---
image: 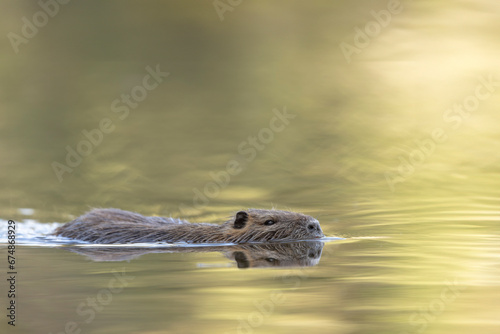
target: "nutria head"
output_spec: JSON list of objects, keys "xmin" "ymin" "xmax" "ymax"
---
[{"xmin": 221, "ymin": 209, "xmax": 324, "ymax": 243}]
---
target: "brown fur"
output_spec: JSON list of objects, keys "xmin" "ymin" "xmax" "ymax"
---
[{"xmin": 52, "ymin": 208, "xmax": 324, "ymax": 244}]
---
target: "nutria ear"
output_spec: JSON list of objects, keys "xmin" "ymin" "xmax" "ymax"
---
[
  {"xmin": 234, "ymin": 251, "xmax": 250, "ymax": 269},
  {"xmin": 234, "ymin": 211, "xmax": 248, "ymax": 229}
]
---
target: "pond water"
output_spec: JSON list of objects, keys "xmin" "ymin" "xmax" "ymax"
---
[{"xmin": 1, "ymin": 1, "xmax": 500, "ymax": 333}]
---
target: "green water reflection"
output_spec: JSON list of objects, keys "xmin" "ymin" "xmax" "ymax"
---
[{"xmin": 1, "ymin": 0, "xmax": 500, "ymax": 333}]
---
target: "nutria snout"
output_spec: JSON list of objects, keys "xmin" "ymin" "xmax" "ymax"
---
[{"xmin": 52, "ymin": 208, "xmax": 324, "ymax": 244}]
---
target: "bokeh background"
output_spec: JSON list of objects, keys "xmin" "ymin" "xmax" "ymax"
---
[{"xmin": 1, "ymin": 1, "xmax": 500, "ymax": 333}]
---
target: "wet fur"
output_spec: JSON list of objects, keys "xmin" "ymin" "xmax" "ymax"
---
[{"xmin": 52, "ymin": 208, "xmax": 324, "ymax": 244}]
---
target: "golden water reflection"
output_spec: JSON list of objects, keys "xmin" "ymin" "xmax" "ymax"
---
[{"xmin": 0, "ymin": 0, "xmax": 499, "ymax": 333}]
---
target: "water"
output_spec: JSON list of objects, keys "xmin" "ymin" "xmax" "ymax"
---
[{"xmin": 1, "ymin": 0, "xmax": 500, "ymax": 333}]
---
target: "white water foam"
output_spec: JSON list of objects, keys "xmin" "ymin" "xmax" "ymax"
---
[{"xmin": 0, "ymin": 218, "xmax": 71, "ymax": 246}]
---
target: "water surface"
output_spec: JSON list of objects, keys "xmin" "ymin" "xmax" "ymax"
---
[{"xmin": 1, "ymin": 1, "xmax": 500, "ymax": 333}]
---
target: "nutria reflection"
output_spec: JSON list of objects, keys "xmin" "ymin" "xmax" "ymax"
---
[{"xmin": 61, "ymin": 241, "xmax": 324, "ymax": 268}]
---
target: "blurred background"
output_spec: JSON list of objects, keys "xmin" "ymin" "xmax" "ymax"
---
[{"xmin": 1, "ymin": 1, "xmax": 500, "ymax": 333}]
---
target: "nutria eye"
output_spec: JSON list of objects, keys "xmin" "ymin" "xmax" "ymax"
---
[{"xmin": 264, "ymin": 220, "xmax": 275, "ymax": 226}]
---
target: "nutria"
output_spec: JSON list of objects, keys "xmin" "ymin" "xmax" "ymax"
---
[
  {"xmin": 59, "ymin": 241, "xmax": 325, "ymax": 268},
  {"xmin": 52, "ymin": 208, "xmax": 324, "ymax": 244}
]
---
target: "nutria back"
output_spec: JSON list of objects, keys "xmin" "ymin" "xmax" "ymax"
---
[{"xmin": 52, "ymin": 208, "xmax": 324, "ymax": 244}]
